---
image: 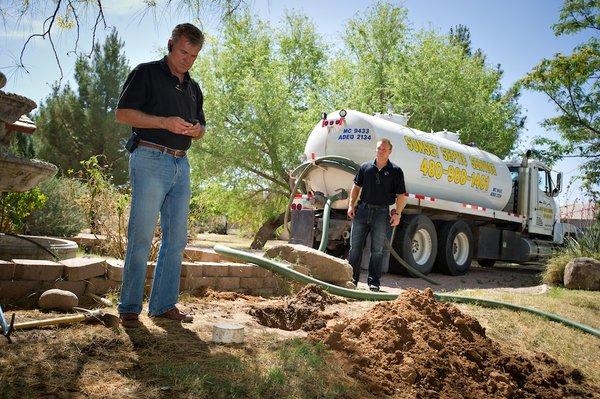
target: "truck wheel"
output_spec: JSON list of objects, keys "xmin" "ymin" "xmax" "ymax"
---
[
  {"xmin": 435, "ymin": 220, "xmax": 473, "ymax": 276},
  {"xmin": 477, "ymin": 259, "xmax": 496, "ymax": 268},
  {"xmin": 389, "ymin": 214, "xmax": 437, "ymax": 275}
]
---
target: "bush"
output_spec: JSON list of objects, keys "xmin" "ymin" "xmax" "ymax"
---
[
  {"xmin": 25, "ymin": 176, "xmax": 86, "ymax": 237},
  {"xmin": 543, "ymin": 222, "xmax": 600, "ymax": 285},
  {"xmin": 0, "ymin": 188, "xmax": 46, "ymax": 233}
]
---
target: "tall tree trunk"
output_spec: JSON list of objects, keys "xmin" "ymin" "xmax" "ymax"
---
[{"xmin": 250, "ymin": 212, "xmax": 285, "ymax": 250}]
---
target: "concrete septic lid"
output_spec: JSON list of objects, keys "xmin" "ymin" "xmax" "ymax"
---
[{"xmin": 212, "ymin": 322, "xmax": 244, "ymax": 344}]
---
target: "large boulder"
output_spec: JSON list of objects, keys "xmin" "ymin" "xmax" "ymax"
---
[
  {"xmin": 38, "ymin": 288, "xmax": 78, "ymax": 311},
  {"xmin": 264, "ymin": 244, "xmax": 353, "ymax": 284},
  {"xmin": 563, "ymin": 257, "xmax": 600, "ymax": 291}
]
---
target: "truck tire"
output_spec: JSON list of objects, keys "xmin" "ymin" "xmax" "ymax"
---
[
  {"xmin": 434, "ymin": 220, "xmax": 473, "ymax": 276},
  {"xmin": 477, "ymin": 259, "xmax": 496, "ymax": 268},
  {"xmin": 389, "ymin": 214, "xmax": 437, "ymax": 275}
]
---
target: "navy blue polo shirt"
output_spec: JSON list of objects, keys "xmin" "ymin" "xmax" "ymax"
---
[
  {"xmin": 354, "ymin": 159, "xmax": 406, "ymax": 206},
  {"xmin": 117, "ymin": 56, "xmax": 205, "ymax": 150}
]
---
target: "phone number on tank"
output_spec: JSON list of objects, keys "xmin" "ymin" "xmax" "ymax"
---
[{"xmin": 419, "ymin": 158, "xmax": 490, "ymax": 191}]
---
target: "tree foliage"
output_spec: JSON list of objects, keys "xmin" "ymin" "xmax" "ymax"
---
[
  {"xmin": 188, "ymin": 12, "xmax": 327, "ymax": 244},
  {"xmin": 33, "ymin": 29, "xmax": 131, "ymax": 184},
  {"xmin": 186, "ymin": 3, "xmax": 524, "ymax": 246},
  {"xmin": 522, "ymin": 0, "xmax": 600, "ymax": 198},
  {"xmin": 327, "ymin": 3, "xmax": 524, "ymax": 159},
  {"xmin": 0, "ymin": 0, "xmax": 247, "ymax": 80}
]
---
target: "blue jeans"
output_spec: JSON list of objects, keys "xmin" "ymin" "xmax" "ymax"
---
[
  {"xmin": 118, "ymin": 146, "xmax": 191, "ymax": 316},
  {"xmin": 348, "ymin": 203, "xmax": 390, "ymax": 287}
]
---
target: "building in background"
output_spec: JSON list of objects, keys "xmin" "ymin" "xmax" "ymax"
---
[{"xmin": 560, "ymin": 203, "xmax": 598, "ymax": 231}]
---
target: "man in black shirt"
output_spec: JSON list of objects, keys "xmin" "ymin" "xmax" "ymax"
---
[
  {"xmin": 116, "ymin": 23, "xmax": 205, "ymax": 328},
  {"xmin": 347, "ymin": 138, "xmax": 407, "ymax": 291}
]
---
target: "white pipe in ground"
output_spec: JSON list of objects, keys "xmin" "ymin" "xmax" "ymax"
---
[{"xmin": 212, "ymin": 322, "xmax": 244, "ymax": 344}]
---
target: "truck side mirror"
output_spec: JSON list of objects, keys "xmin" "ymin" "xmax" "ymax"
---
[{"xmin": 553, "ymin": 172, "xmax": 563, "ymax": 197}]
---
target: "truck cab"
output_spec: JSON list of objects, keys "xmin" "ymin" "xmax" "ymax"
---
[{"xmin": 505, "ymin": 154, "xmax": 566, "ymax": 243}]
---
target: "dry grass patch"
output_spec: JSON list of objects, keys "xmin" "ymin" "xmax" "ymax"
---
[
  {"xmin": 451, "ymin": 286, "xmax": 600, "ymax": 386},
  {"xmin": 0, "ymin": 310, "xmax": 370, "ymax": 399}
]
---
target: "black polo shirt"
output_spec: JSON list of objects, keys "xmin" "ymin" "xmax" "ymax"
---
[
  {"xmin": 354, "ymin": 159, "xmax": 406, "ymax": 206},
  {"xmin": 117, "ymin": 56, "xmax": 206, "ymax": 150}
]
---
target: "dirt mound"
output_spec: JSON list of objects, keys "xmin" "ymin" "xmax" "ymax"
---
[
  {"xmin": 310, "ymin": 288, "xmax": 598, "ymax": 398},
  {"xmin": 249, "ymin": 284, "xmax": 345, "ymax": 331}
]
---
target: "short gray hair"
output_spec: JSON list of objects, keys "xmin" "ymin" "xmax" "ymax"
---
[
  {"xmin": 172, "ymin": 23, "xmax": 205, "ymax": 49},
  {"xmin": 378, "ymin": 138, "xmax": 393, "ymax": 150}
]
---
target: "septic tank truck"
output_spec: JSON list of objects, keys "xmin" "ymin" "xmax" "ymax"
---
[{"xmin": 287, "ymin": 109, "xmax": 579, "ymax": 276}]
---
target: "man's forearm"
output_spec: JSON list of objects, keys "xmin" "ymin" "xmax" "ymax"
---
[
  {"xmin": 395, "ymin": 194, "xmax": 408, "ymax": 213},
  {"xmin": 115, "ymin": 109, "xmax": 165, "ymax": 129},
  {"xmin": 349, "ymin": 185, "xmax": 361, "ymax": 207}
]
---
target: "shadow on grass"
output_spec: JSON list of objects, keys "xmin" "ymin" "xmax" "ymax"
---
[{"xmin": 121, "ymin": 318, "xmax": 363, "ymax": 399}]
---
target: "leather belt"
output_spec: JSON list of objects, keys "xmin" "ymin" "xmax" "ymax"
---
[
  {"xmin": 361, "ymin": 203, "xmax": 389, "ymax": 209},
  {"xmin": 138, "ymin": 140, "xmax": 186, "ymax": 158}
]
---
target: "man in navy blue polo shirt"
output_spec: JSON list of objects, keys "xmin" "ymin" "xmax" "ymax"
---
[
  {"xmin": 115, "ymin": 23, "xmax": 206, "ymax": 328},
  {"xmin": 347, "ymin": 138, "xmax": 407, "ymax": 291}
]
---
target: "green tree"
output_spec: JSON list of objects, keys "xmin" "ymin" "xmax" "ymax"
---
[
  {"xmin": 189, "ymin": 12, "xmax": 327, "ymax": 248},
  {"xmin": 393, "ymin": 33, "xmax": 523, "ymax": 158},
  {"xmin": 449, "ymin": 24, "xmax": 485, "ymax": 61},
  {"xmin": 333, "ymin": 2, "xmax": 410, "ymax": 112},
  {"xmin": 522, "ymin": 0, "xmax": 600, "ymax": 198},
  {"xmin": 34, "ymin": 29, "xmax": 131, "ymax": 184},
  {"xmin": 328, "ymin": 3, "xmax": 524, "ymax": 158}
]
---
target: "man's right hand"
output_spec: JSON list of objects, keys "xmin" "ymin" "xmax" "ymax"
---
[
  {"xmin": 162, "ymin": 116, "xmax": 193, "ymax": 135},
  {"xmin": 347, "ymin": 205, "xmax": 356, "ymax": 219}
]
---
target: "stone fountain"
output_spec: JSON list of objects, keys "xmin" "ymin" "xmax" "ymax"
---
[{"xmin": 0, "ymin": 72, "xmax": 77, "ymax": 260}]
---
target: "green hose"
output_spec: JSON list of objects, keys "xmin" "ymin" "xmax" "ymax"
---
[
  {"xmin": 214, "ymin": 244, "xmax": 600, "ymax": 338},
  {"xmin": 317, "ymin": 191, "xmax": 348, "ymax": 252}
]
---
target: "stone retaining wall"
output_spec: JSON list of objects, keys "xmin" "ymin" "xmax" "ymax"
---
[{"xmin": 0, "ymin": 249, "xmax": 283, "ymax": 302}]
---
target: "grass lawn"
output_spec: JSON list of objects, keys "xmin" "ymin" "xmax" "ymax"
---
[{"xmin": 452, "ymin": 286, "xmax": 600, "ymax": 385}]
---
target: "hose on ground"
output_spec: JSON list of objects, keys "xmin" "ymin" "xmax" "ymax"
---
[{"xmin": 214, "ymin": 244, "xmax": 600, "ymax": 337}]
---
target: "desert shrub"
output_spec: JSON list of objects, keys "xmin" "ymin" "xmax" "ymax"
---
[
  {"xmin": 543, "ymin": 221, "xmax": 600, "ymax": 285},
  {"xmin": 0, "ymin": 188, "xmax": 46, "ymax": 233},
  {"xmin": 70, "ymin": 155, "xmax": 160, "ymax": 260},
  {"xmin": 25, "ymin": 176, "xmax": 86, "ymax": 237}
]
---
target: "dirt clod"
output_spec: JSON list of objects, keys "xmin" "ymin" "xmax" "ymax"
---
[
  {"xmin": 310, "ymin": 288, "xmax": 598, "ymax": 398},
  {"xmin": 249, "ymin": 284, "xmax": 345, "ymax": 331}
]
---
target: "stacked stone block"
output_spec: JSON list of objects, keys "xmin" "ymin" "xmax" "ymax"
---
[{"xmin": 0, "ymin": 248, "xmax": 281, "ymax": 302}]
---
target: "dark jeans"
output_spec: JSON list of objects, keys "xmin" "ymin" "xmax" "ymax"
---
[{"xmin": 348, "ymin": 203, "xmax": 390, "ymax": 287}]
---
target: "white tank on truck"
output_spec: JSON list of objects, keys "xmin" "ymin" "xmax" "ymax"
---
[
  {"xmin": 302, "ymin": 109, "xmax": 512, "ymax": 211},
  {"xmin": 289, "ymin": 109, "xmax": 576, "ymax": 278}
]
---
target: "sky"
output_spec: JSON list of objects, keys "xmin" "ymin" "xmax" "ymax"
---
[{"xmin": 0, "ymin": 0, "xmax": 596, "ymax": 205}]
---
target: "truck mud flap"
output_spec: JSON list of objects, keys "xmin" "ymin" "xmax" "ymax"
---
[{"xmin": 289, "ymin": 209, "xmax": 315, "ymax": 247}]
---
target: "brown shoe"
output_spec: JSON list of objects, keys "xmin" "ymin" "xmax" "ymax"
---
[
  {"xmin": 154, "ymin": 307, "xmax": 193, "ymax": 323},
  {"xmin": 120, "ymin": 313, "xmax": 141, "ymax": 328}
]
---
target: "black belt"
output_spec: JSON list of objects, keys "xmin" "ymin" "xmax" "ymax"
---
[
  {"xmin": 362, "ymin": 203, "xmax": 388, "ymax": 209},
  {"xmin": 138, "ymin": 140, "xmax": 186, "ymax": 158}
]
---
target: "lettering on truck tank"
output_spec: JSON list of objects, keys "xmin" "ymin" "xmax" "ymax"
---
[
  {"xmin": 470, "ymin": 157, "xmax": 497, "ymax": 176},
  {"xmin": 490, "ymin": 187, "xmax": 503, "ymax": 198},
  {"xmin": 404, "ymin": 136, "xmax": 440, "ymax": 157},
  {"xmin": 441, "ymin": 148, "xmax": 468, "ymax": 166},
  {"xmin": 419, "ymin": 157, "xmax": 490, "ymax": 191},
  {"xmin": 338, "ymin": 127, "xmax": 371, "ymax": 140}
]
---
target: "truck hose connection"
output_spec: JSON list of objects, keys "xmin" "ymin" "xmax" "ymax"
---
[
  {"xmin": 286, "ymin": 155, "xmax": 440, "ymax": 285},
  {"xmin": 214, "ymin": 244, "xmax": 600, "ymax": 338}
]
